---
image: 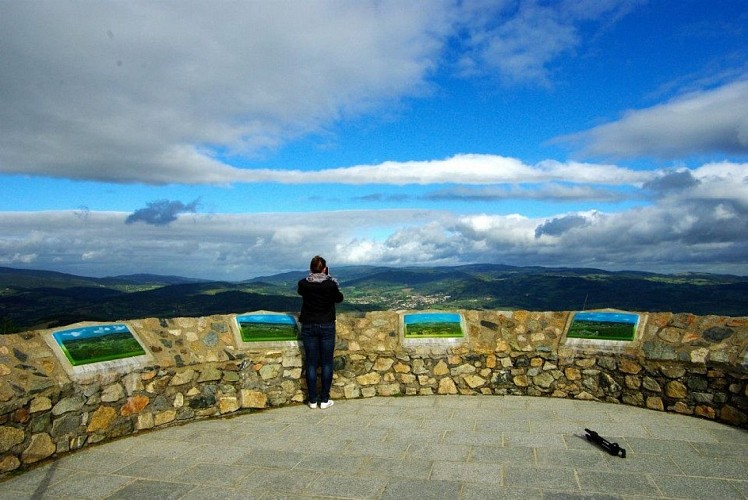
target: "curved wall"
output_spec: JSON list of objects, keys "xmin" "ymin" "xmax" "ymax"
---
[{"xmin": 1, "ymin": 309, "xmax": 746, "ymax": 477}]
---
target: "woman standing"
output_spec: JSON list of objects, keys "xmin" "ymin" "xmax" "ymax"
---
[{"xmin": 297, "ymin": 256, "xmax": 344, "ymax": 409}]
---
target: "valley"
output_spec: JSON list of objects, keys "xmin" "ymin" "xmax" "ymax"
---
[{"xmin": 1, "ymin": 264, "xmax": 746, "ymax": 334}]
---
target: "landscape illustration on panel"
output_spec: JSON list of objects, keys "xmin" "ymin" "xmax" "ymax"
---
[
  {"xmin": 403, "ymin": 312, "xmax": 464, "ymax": 339},
  {"xmin": 567, "ymin": 311, "xmax": 639, "ymax": 341},
  {"xmin": 236, "ymin": 313, "xmax": 299, "ymax": 342},
  {"xmin": 52, "ymin": 324, "xmax": 146, "ymax": 366}
]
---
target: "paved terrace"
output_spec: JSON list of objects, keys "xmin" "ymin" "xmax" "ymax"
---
[{"xmin": 1, "ymin": 395, "xmax": 746, "ymax": 499}]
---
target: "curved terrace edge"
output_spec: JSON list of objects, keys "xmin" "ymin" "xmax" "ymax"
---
[{"xmin": 0, "ymin": 309, "xmax": 746, "ymax": 477}]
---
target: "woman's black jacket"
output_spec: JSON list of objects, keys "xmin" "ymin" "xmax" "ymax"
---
[{"xmin": 297, "ymin": 277, "xmax": 344, "ymax": 324}]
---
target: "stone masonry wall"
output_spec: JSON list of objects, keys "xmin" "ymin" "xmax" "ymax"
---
[{"xmin": 1, "ymin": 310, "xmax": 747, "ymax": 477}]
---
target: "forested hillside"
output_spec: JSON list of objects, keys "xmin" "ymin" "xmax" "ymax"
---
[{"xmin": 2, "ymin": 265, "xmax": 746, "ymax": 334}]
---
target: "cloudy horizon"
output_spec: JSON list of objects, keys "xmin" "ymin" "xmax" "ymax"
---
[{"xmin": 1, "ymin": 1, "xmax": 747, "ymax": 280}]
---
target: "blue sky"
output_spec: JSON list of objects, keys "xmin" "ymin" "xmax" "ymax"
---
[
  {"xmin": 53, "ymin": 324, "xmax": 130, "ymax": 341},
  {"xmin": 1, "ymin": 1, "xmax": 747, "ymax": 280}
]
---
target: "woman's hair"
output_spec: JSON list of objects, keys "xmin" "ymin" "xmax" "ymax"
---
[{"xmin": 310, "ymin": 255, "xmax": 327, "ymax": 273}]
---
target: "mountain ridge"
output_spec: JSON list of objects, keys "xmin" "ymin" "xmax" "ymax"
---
[{"xmin": 1, "ymin": 264, "xmax": 746, "ymax": 334}]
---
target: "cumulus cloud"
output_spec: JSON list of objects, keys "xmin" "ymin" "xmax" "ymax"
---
[
  {"xmin": 0, "ymin": 158, "xmax": 745, "ymax": 277},
  {"xmin": 686, "ymin": 162, "xmax": 748, "ymax": 206},
  {"xmin": 559, "ymin": 79, "xmax": 748, "ymax": 158},
  {"xmin": 125, "ymin": 199, "xmax": 200, "ymax": 226},
  {"xmin": 534, "ymin": 214, "xmax": 590, "ymax": 238},
  {"xmin": 0, "ymin": 2, "xmax": 641, "ymax": 185},
  {"xmin": 643, "ymin": 170, "xmax": 700, "ymax": 193},
  {"xmin": 1, "ymin": 175, "xmax": 746, "ymax": 279},
  {"xmin": 0, "ymin": 1, "xmax": 452, "ymax": 184},
  {"xmin": 1, "ymin": 2, "xmax": 745, "ymax": 279},
  {"xmin": 0, "ymin": 209, "xmax": 443, "ymax": 279}
]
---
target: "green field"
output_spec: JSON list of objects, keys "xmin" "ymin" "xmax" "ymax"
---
[
  {"xmin": 240, "ymin": 322, "xmax": 298, "ymax": 342},
  {"xmin": 404, "ymin": 322, "xmax": 463, "ymax": 339},
  {"xmin": 59, "ymin": 331, "xmax": 146, "ymax": 366},
  {"xmin": 567, "ymin": 320, "xmax": 635, "ymax": 341}
]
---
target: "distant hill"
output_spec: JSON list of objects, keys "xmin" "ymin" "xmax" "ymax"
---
[
  {"xmin": 103, "ymin": 274, "xmax": 209, "ymax": 286},
  {"xmin": 0, "ymin": 267, "xmax": 204, "ymax": 290},
  {"xmin": 0, "ymin": 267, "xmax": 116, "ymax": 289},
  {"xmin": 1, "ymin": 264, "xmax": 746, "ymax": 334},
  {"xmin": 330, "ymin": 264, "xmax": 748, "ymax": 315}
]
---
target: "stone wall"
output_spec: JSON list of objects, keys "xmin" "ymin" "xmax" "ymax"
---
[{"xmin": 1, "ymin": 310, "xmax": 746, "ymax": 477}]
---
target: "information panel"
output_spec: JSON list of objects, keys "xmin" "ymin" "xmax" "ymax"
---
[
  {"xmin": 401, "ymin": 312, "xmax": 466, "ymax": 345},
  {"xmin": 44, "ymin": 322, "xmax": 152, "ymax": 380},
  {"xmin": 232, "ymin": 311, "xmax": 301, "ymax": 348},
  {"xmin": 567, "ymin": 311, "xmax": 639, "ymax": 341}
]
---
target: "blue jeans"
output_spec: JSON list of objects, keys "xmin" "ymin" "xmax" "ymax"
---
[{"xmin": 301, "ymin": 322, "xmax": 336, "ymax": 403}]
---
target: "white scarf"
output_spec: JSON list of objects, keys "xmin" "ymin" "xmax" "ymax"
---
[{"xmin": 306, "ymin": 272, "xmax": 339, "ymax": 285}]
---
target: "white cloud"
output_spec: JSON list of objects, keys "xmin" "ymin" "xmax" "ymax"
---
[
  {"xmin": 302, "ymin": 155, "xmax": 651, "ymax": 185},
  {"xmin": 455, "ymin": 0, "xmax": 639, "ymax": 85},
  {"xmin": 0, "ymin": 1, "xmax": 642, "ymax": 185},
  {"xmin": 689, "ymin": 162, "xmax": 748, "ymax": 205},
  {"xmin": 0, "ymin": 209, "xmax": 443, "ymax": 279},
  {"xmin": 227, "ymin": 154, "xmax": 650, "ymax": 187},
  {"xmin": 560, "ymin": 79, "xmax": 748, "ymax": 158},
  {"xmin": 1, "ymin": 175, "xmax": 746, "ymax": 278},
  {"xmin": 0, "ymin": 1, "xmax": 452, "ymax": 183},
  {"xmin": 0, "ymin": 252, "xmax": 38, "ymax": 265},
  {"xmin": 0, "ymin": 2, "xmax": 745, "ymax": 278}
]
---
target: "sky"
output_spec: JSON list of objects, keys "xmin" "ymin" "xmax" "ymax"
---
[{"xmin": 1, "ymin": 0, "xmax": 747, "ymax": 280}]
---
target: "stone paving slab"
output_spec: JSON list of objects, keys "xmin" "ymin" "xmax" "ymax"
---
[{"xmin": 1, "ymin": 395, "xmax": 747, "ymax": 499}]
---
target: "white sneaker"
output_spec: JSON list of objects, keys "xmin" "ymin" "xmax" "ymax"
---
[
  {"xmin": 319, "ymin": 400, "xmax": 334, "ymax": 409},
  {"xmin": 308, "ymin": 402, "xmax": 318, "ymax": 409}
]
